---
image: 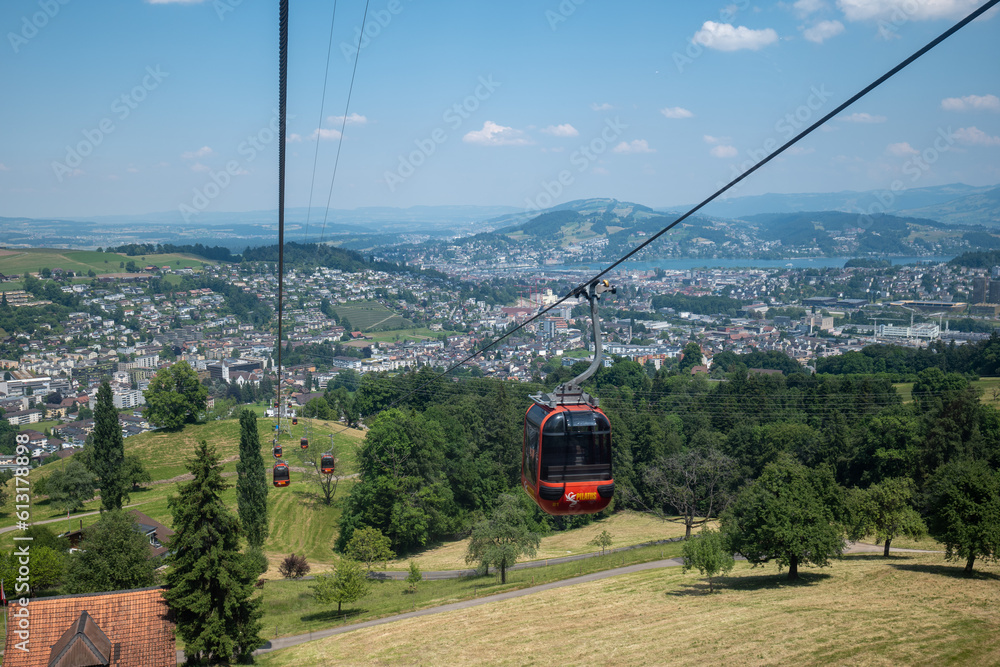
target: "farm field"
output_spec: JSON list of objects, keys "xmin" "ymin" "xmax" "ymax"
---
[
  {"xmin": 331, "ymin": 301, "xmax": 413, "ymax": 331},
  {"xmin": 385, "ymin": 510, "xmax": 704, "ymax": 571},
  {"xmin": 0, "ymin": 248, "xmax": 214, "ymax": 275},
  {"xmin": 256, "ymin": 551, "xmax": 1000, "ymax": 666}
]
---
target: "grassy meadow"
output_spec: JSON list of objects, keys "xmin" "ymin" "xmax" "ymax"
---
[
  {"xmin": 895, "ymin": 376, "xmax": 1000, "ymax": 407},
  {"xmin": 386, "ymin": 510, "xmax": 704, "ymax": 571},
  {"xmin": 256, "ymin": 551, "xmax": 1000, "ymax": 666},
  {"xmin": 329, "ymin": 301, "xmax": 412, "ymax": 331},
  {"xmin": 0, "ymin": 248, "xmax": 214, "ymax": 276}
]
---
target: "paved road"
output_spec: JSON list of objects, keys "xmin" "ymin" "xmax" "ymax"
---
[{"xmin": 0, "ymin": 502, "xmax": 148, "ymax": 535}]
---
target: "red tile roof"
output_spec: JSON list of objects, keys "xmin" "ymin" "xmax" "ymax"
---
[{"xmin": 2, "ymin": 587, "xmax": 175, "ymax": 667}]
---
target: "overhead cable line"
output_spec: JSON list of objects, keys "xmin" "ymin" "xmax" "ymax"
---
[
  {"xmin": 319, "ymin": 0, "xmax": 372, "ymax": 244},
  {"xmin": 384, "ymin": 0, "xmax": 1000, "ymax": 411},
  {"xmin": 275, "ymin": 0, "xmax": 289, "ymax": 412},
  {"xmin": 304, "ymin": 0, "xmax": 341, "ymax": 243}
]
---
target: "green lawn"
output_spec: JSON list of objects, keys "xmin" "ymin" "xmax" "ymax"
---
[
  {"xmin": 894, "ymin": 377, "xmax": 1000, "ymax": 407},
  {"xmin": 366, "ymin": 328, "xmax": 459, "ymax": 343}
]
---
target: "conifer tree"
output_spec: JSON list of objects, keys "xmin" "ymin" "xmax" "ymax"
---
[
  {"xmin": 236, "ymin": 408, "xmax": 269, "ymax": 549},
  {"xmin": 92, "ymin": 380, "xmax": 128, "ymax": 511},
  {"xmin": 165, "ymin": 440, "xmax": 263, "ymax": 664}
]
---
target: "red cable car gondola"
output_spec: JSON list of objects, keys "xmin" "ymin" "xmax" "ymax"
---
[
  {"xmin": 292, "ymin": 417, "xmax": 298, "ymax": 426},
  {"xmin": 300, "ymin": 437, "xmax": 308, "ymax": 450},
  {"xmin": 320, "ymin": 452, "xmax": 335, "ymax": 474},
  {"xmin": 273, "ymin": 443, "xmax": 282, "ymax": 458},
  {"xmin": 272, "ymin": 461, "xmax": 290, "ymax": 487},
  {"xmin": 523, "ymin": 280, "xmax": 615, "ymax": 516}
]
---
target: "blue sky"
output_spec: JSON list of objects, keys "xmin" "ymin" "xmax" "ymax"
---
[{"xmin": 1, "ymin": 0, "xmax": 998, "ymax": 220}]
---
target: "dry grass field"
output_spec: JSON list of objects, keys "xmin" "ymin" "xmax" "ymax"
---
[
  {"xmin": 256, "ymin": 552, "xmax": 1000, "ymax": 666},
  {"xmin": 384, "ymin": 511, "xmax": 710, "ymax": 571}
]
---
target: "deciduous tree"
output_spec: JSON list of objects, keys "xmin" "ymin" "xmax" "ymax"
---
[
  {"xmin": 144, "ymin": 361, "xmax": 208, "ymax": 429},
  {"xmin": 65, "ymin": 510, "xmax": 156, "ymax": 593},
  {"xmin": 847, "ymin": 477, "xmax": 926, "ymax": 557},
  {"xmin": 682, "ymin": 527, "xmax": 735, "ymax": 593},
  {"xmin": 311, "ymin": 559, "xmax": 370, "ymax": 614},
  {"xmin": 924, "ymin": 459, "xmax": 1000, "ymax": 575},
  {"xmin": 644, "ymin": 447, "xmax": 740, "ymax": 539},
  {"xmin": 47, "ymin": 459, "xmax": 97, "ymax": 513},
  {"xmin": 465, "ymin": 493, "xmax": 540, "ymax": 584},
  {"xmin": 722, "ymin": 456, "xmax": 846, "ymax": 580},
  {"xmin": 347, "ymin": 526, "xmax": 395, "ymax": 572}
]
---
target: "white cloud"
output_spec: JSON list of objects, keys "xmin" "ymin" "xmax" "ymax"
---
[
  {"xmin": 660, "ymin": 106, "xmax": 694, "ymax": 119},
  {"xmin": 287, "ymin": 133, "xmax": 303, "ymax": 143},
  {"xmin": 840, "ymin": 112, "xmax": 887, "ymax": 123},
  {"xmin": 703, "ymin": 134, "xmax": 731, "ymax": 145},
  {"xmin": 941, "ymin": 94, "xmax": 1000, "ymax": 112},
  {"xmin": 837, "ymin": 0, "xmax": 982, "ymax": 21},
  {"xmin": 311, "ymin": 128, "xmax": 343, "ymax": 141},
  {"xmin": 710, "ymin": 144, "xmax": 739, "ymax": 158},
  {"xmin": 462, "ymin": 121, "xmax": 533, "ymax": 146},
  {"xmin": 886, "ymin": 142, "xmax": 919, "ymax": 156},
  {"xmin": 541, "ymin": 124, "xmax": 579, "ymax": 137},
  {"xmin": 126, "ymin": 166, "xmax": 139, "ymax": 173},
  {"xmin": 794, "ymin": 0, "xmax": 827, "ymax": 16},
  {"xmin": 181, "ymin": 146, "xmax": 213, "ymax": 159},
  {"xmin": 692, "ymin": 21, "xmax": 779, "ymax": 51},
  {"xmin": 953, "ymin": 126, "xmax": 1000, "ymax": 146},
  {"xmin": 591, "ymin": 102, "xmax": 613, "ymax": 111},
  {"xmin": 612, "ymin": 139, "xmax": 655, "ymax": 154},
  {"xmin": 0, "ymin": 163, "xmax": 9, "ymax": 171},
  {"xmin": 803, "ymin": 19, "xmax": 845, "ymax": 43},
  {"xmin": 190, "ymin": 163, "xmax": 210, "ymax": 172},
  {"xmin": 327, "ymin": 112, "xmax": 368, "ymax": 125}
]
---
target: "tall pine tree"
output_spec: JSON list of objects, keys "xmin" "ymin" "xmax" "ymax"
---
[
  {"xmin": 236, "ymin": 408, "xmax": 269, "ymax": 548},
  {"xmin": 165, "ymin": 440, "xmax": 263, "ymax": 664},
  {"xmin": 92, "ymin": 380, "xmax": 128, "ymax": 511}
]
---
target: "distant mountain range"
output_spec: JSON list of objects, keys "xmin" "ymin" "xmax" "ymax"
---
[{"xmin": 679, "ymin": 183, "xmax": 999, "ymax": 224}]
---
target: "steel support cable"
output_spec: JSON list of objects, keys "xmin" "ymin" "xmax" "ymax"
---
[
  {"xmin": 319, "ymin": 0, "xmax": 372, "ymax": 243},
  {"xmin": 383, "ymin": 0, "xmax": 999, "ymax": 412},
  {"xmin": 304, "ymin": 0, "xmax": 341, "ymax": 243},
  {"xmin": 276, "ymin": 0, "xmax": 289, "ymax": 411}
]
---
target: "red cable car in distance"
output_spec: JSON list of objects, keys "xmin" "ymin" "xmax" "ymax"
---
[
  {"xmin": 300, "ymin": 437, "xmax": 309, "ymax": 450},
  {"xmin": 273, "ymin": 461, "xmax": 290, "ymax": 487},
  {"xmin": 320, "ymin": 452, "xmax": 335, "ymax": 474},
  {"xmin": 273, "ymin": 442, "xmax": 282, "ymax": 458},
  {"xmin": 523, "ymin": 280, "xmax": 615, "ymax": 516}
]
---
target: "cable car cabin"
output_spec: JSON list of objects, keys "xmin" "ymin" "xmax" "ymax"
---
[
  {"xmin": 320, "ymin": 453, "xmax": 335, "ymax": 474},
  {"xmin": 273, "ymin": 444, "xmax": 282, "ymax": 458},
  {"xmin": 522, "ymin": 402, "xmax": 613, "ymax": 515},
  {"xmin": 272, "ymin": 461, "xmax": 290, "ymax": 487},
  {"xmin": 292, "ymin": 417, "xmax": 298, "ymax": 426},
  {"xmin": 300, "ymin": 437, "xmax": 309, "ymax": 450}
]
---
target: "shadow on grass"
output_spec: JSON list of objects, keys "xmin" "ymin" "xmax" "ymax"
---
[
  {"xmin": 301, "ymin": 607, "xmax": 365, "ymax": 623},
  {"xmin": 670, "ymin": 571, "xmax": 832, "ymax": 596},
  {"xmin": 888, "ymin": 562, "xmax": 1000, "ymax": 581}
]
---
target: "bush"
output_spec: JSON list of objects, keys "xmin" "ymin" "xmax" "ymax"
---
[{"xmin": 278, "ymin": 553, "xmax": 310, "ymax": 579}]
